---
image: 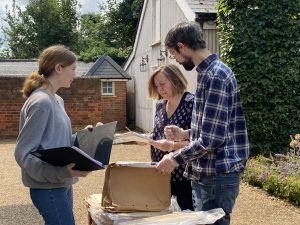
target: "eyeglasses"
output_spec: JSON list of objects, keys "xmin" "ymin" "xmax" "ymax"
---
[
  {"xmin": 169, "ymin": 54, "xmax": 175, "ymax": 60},
  {"xmin": 165, "ymin": 48, "xmax": 176, "ymax": 59}
]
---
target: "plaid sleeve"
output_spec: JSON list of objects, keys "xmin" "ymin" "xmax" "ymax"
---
[{"xmin": 174, "ymin": 76, "xmax": 230, "ymax": 164}]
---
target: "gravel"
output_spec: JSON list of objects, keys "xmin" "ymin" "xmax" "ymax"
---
[{"xmin": 0, "ymin": 140, "xmax": 299, "ymax": 225}]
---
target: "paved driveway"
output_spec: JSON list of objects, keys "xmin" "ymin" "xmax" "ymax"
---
[{"xmin": 0, "ymin": 140, "xmax": 299, "ymax": 225}]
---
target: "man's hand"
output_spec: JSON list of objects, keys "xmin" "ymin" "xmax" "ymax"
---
[
  {"xmin": 164, "ymin": 125, "xmax": 187, "ymax": 141},
  {"xmin": 66, "ymin": 163, "xmax": 91, "ymax": 177},
  {"xmin": 156, "ymin": 153, "xmax": 178, "ymax": 174},
  {"xmin": 149, "ymin": 139, "xmax": 174, "ymax": 151}
]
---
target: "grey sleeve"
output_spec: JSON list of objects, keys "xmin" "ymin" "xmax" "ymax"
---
[{"xmin": 15, "ymin": 104, "xmax": 72, "ymax": 183}]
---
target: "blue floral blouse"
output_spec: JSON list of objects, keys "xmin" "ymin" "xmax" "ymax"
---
[{"xmin": 151, "ymin": 92, "xmax": 194, "ymax": 182}]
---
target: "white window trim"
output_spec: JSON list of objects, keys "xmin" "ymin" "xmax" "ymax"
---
[{"xmin": 101, "ymin": 81, "xmax": 115, "ymax": 96}]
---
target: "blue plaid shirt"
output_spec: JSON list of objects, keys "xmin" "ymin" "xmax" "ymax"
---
[{"xmin": 173, "ymin": 54, "xmax": 250, "ymax": 180}]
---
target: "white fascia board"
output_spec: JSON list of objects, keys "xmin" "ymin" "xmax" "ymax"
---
[
  {"xmin": 100, "ymin": 79, "xmax": 127, "ymax": 82},
  {"xmin": 124, "ymin": 0, "xmax": 148, "ymax": 71}
]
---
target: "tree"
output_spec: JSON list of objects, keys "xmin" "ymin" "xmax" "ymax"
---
[
  {"xmin": 3, "ymin": 0, "xmax": 79, "ymax": 59},
  {"xmin": 102, "ymin": 0, "xmax": 143, "ymax": 49},
  {"xmin": 78, "ymin": 0, "xmax": 143, "ymax": 64},
  {"xmin": 0, "ymin": 38, "xmax": 10, "ymax": 59},
  {"xmin": 218, "ymin": 0, "xmax": 300, "ymax": 154}
]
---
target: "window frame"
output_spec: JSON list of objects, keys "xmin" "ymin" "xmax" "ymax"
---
[{"xmin": 101, "ymin": 81, "xmax": 115, "ymax": 96}]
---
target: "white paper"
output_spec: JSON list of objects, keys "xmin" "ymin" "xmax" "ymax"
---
[
  {"xmin": 114, "ymin": 132, "xmax": 152, "ymax": 144},
  {"xmin": 115, "ymin": 161, "xmax": 158, "ymax": 167}
]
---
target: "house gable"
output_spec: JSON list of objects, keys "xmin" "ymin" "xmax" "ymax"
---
[
  {"xmin": 123, "ymin": 0, "xmax": 219, "ymax": 132},
  {"xmin": 85, "ymin": 56, "xmax": 131, "ymax": 80},
  {"xmin": 124, "ymin": 0, "xmax": 217, "ymax": 71}
]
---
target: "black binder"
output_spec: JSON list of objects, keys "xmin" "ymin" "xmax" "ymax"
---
[{"xmin": 31, "ymin": 121, "xmax": 117, "ymax": 171}]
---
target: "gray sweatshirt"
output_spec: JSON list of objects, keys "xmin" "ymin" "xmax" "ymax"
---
[{"xmin": 15, "ymin": 88, "xmax": 78, "ymax": 189}]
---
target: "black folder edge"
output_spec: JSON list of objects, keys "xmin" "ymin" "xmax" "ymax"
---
[
  {"xmin": 31, "ymin": 146, "xmax": 104, "ymax": 171},
  {"xmin": 30, "ymin": 121, "xmax": 117, "ymax": 171}
]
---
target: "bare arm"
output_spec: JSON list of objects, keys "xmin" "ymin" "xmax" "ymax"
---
[{"xmin": 149, "ymin": 139, "xmax": 189, "ymax": 152}]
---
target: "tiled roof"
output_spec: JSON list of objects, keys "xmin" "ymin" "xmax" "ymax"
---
[
  {"xmin": 0, "ymin": 60, "xmax": 94, "ymax": 77},
  {"xmin": 84, "ymin": 56, "xmax": 131, "ymax": 80},
  {"xmin": 186, "ymin": 0, "xmax": 218, "ymax": 13}
]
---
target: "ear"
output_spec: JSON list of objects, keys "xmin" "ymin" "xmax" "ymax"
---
[
  {"xmin": 54, "ymin": 64, "xmax": 62, "ymax": 73},
  {"xmin": 177, "ymin": 42, "xmax": 185, "ymax": 51}
]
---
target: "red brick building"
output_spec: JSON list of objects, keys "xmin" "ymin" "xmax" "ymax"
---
[{"xmin": 0, "ymin": 57, "xmax": 131, "ymax": 138}]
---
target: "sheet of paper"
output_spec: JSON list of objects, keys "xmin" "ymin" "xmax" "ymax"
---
[
  {"xmin": 114, "ymin": 132, "xmax": 152, "ymax": 144},
  {"xmin": 115, "ymin": 161, "xmax": 158, "ymax": 167}
]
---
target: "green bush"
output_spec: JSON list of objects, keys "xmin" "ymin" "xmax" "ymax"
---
[
  {"xmin": 242, "ymin": 159, "xmax": 267, "ymax": 187},
  {"xmin": 281, "ymin": 177, "xmax": 300, "ymax": 205},
  {"xmin": 242, "ymin": 154, "xmax": 300, "ymax": 206},
  {"xmin": 262, "ymin": 175, "xmax": 300, "ymax": 206},
  {"xmin": 217, "ymin": 0, "xmax": 300, "ymax": 155},
  {"xmin": 263, "ymin": 174, "xmax": 281, "ymax": 195}
]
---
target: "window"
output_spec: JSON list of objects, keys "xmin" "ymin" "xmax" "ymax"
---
[{"xmin": 101, "ymin": 81, "xmax": 114, "ymax": 96}]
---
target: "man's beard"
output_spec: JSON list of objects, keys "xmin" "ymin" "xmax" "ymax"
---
[{"xmin": 181, "ymin": 57, "xmax": 195, "ymax": 71}]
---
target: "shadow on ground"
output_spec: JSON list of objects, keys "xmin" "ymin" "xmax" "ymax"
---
[{"xmin": 0, "ymin": 204, "xmax": 42, "ymax": 225}]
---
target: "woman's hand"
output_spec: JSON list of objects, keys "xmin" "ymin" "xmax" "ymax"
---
[
  {"xmin": 164, "ymin": 125, "xmax": 188, "ymax": 141},
  {"xmin": 83, "ymin": 121, "xmax": 103, "ymax": 131},
  {"xmin": 149, "ymin": 139, "xmax": 174, "ymax": 152},
  {"xmin": 66, "ymin": 163, "xmax": 91, "ymax": 177},
  {"xmin": 96, "ymin": 122, "xmax": 103, "ymax": 126},
  {"xmin": 83, "ymin": 124, "xmax": 93, "ymax": 130}
]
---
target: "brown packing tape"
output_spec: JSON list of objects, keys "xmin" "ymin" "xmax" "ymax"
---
[{"xmin": 101, "ymin": 163, "xmax": 171, "ymax": 212}]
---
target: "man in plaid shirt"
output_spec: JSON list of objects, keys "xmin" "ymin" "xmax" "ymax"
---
[{"xmin": 157, "ymin": 21, "xmax": 250, "ymax": 225}]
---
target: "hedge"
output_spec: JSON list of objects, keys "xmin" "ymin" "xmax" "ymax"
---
[{"xmin": 217, "ymin": 0, "xmax": 300, "ymax": 155}]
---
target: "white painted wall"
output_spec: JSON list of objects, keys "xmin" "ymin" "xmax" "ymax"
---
[{"xmin": 126, "ymin": 0, "xmax": 219, "ymax": 132}]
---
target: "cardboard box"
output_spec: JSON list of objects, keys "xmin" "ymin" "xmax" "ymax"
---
[
  {"xmin": 85, "ymin": 194, "xmax": 225, "ymax": 225},
  {"xmin": 86, "ymin": 194, "xmax": 169, "ymax": 225},
  {"xmin": 86, "ymin": 162, "xmax": 223, "ymax": 224},
  {"xmin": 101, "ymin": 162, "xmax": 171, "ymax": 212}
]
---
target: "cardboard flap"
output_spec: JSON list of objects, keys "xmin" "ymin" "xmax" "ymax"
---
[
  {"xmin": 101, "ymin": 164, "xmax": 112, "ymax": 208},
  {"xmin": 102, "ymin": 163, "xmax": 171, "ymax": 212}
]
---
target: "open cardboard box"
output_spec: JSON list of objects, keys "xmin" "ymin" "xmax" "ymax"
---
[
  {"xmin": 86, "ymin": 162, "xmax": 172, "ymax": 224},
  {"xmin": 86, "ymin": 194, "xmax": 171, "ymax": 225},
  {"xmin": 101, "ymin": 162, "xmax": 171, "ymax": 212},
  {"xmin": 85, "ymin": 162, "xmax": 224, "ymax": 224}
]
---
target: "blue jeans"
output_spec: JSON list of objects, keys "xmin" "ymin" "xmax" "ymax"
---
[
  {"xmin": 30, "ymin": 186, "xmax": 75, "ymax": 225},
  {"xmin": 191, "ymin": 173, "xmax": 240, "ymax": 225}
]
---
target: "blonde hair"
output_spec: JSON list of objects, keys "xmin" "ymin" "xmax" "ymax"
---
[
  {"xmin": 22, "ymin": 45, "xmax": 76, "ymax": 98},
  {"xmin": 148, "ymin": 64, "xmax": 188, "ymax": 100}
]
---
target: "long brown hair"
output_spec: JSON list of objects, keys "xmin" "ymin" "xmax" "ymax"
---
[
  {"xmin": 148, "ymin": 64, "xmax": 188, "ymax": 100},
  {"xmin": 22, "ymin": 45, "xmax": 76, "ymax": 98}
]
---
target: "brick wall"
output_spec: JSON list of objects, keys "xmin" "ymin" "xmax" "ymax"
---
[{"xmin": 0, "ymin": 76, "xmax": 127, "ymax": 139}]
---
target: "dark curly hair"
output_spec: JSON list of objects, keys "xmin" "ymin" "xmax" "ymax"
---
[{"xmin": 165, "ymin": 21, "xmax": 206, "ymax": 52}]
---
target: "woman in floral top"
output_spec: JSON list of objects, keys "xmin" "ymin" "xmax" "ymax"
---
[{"xmin": 148, "ymin": 64, "xmax": 194, "ymax": 210}]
